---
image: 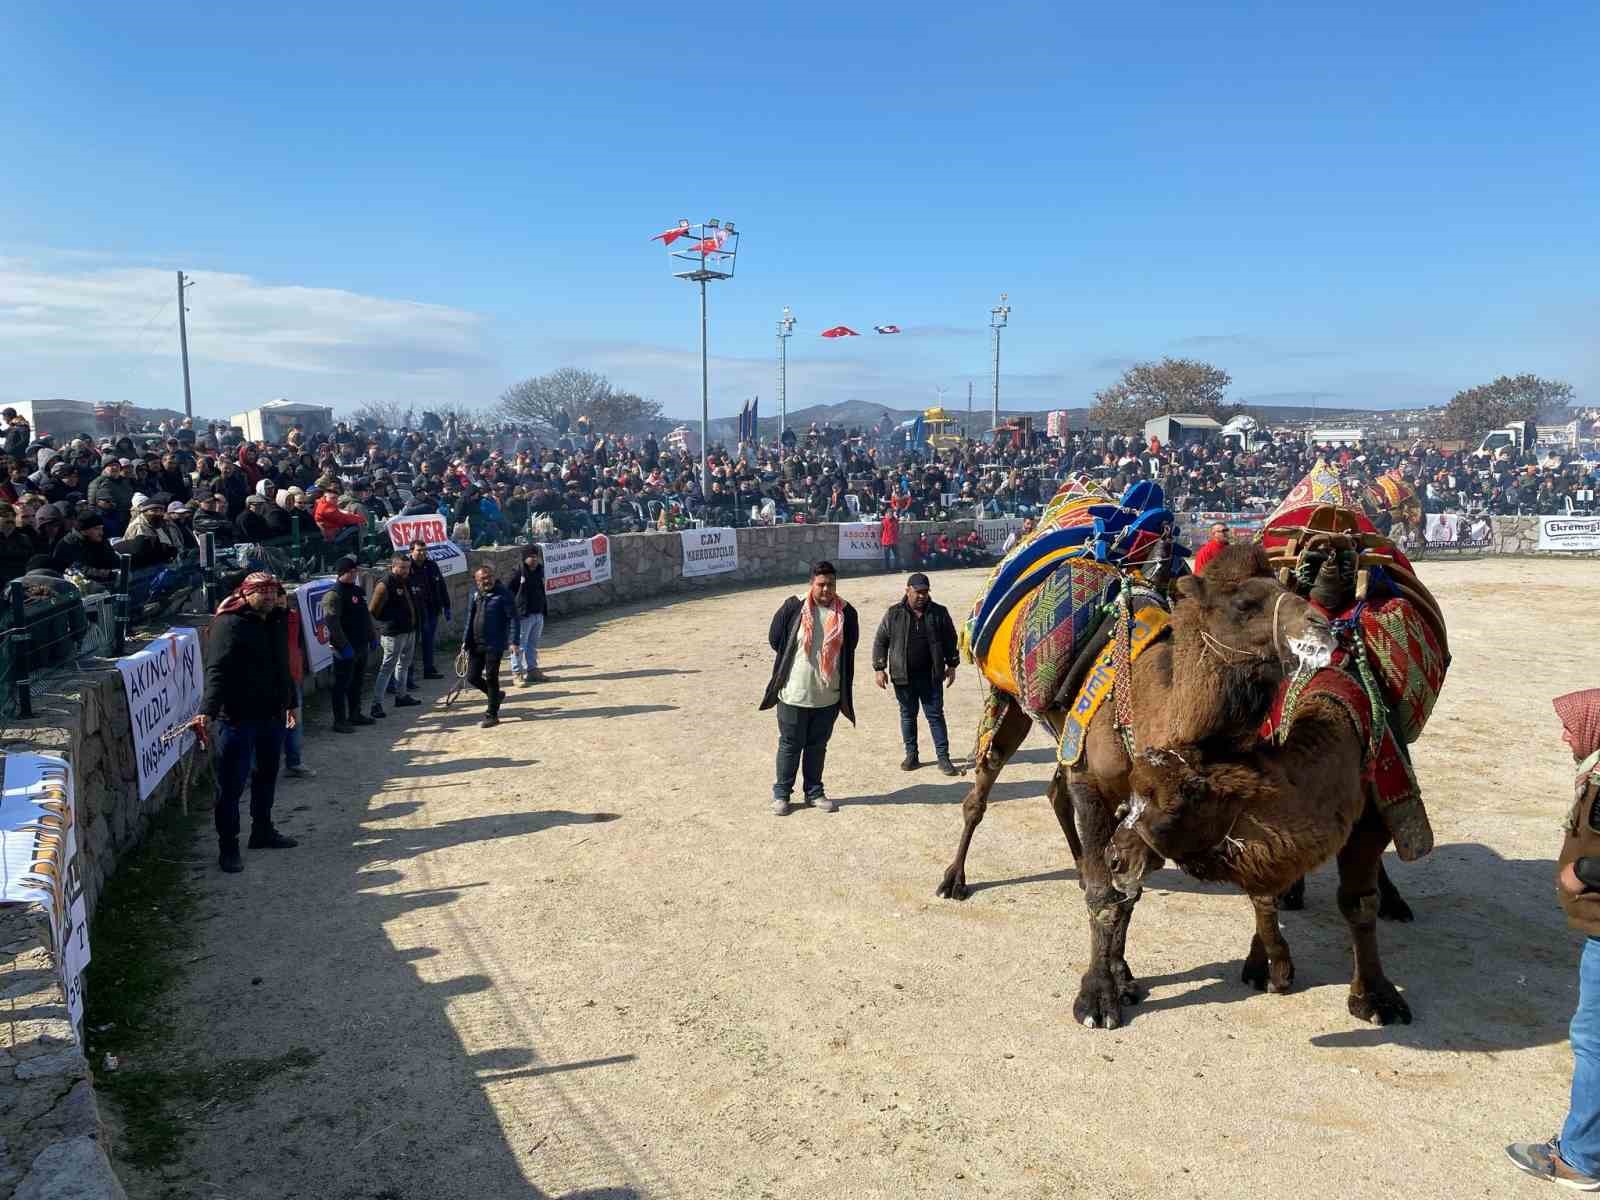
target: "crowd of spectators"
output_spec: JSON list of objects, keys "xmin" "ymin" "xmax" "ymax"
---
[{"xmin": 1, "ymin": 402, "xmax": 1595, "ymax": 589}]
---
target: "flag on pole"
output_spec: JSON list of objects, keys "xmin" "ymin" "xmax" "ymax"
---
[
  {"xmin": 873, "ymin": 325, "xmax": 901, "ymax": 334},
  {"xmin": 751, "ymin": 396, "xmax": 759, "ymax": 440},
  {"xmin": 738, "ymin": 400, "xmax": 750, "ymax": 442},
  {"xmin": 820, "ymin": 326, "xmax": 859, "ymax": 338},
  {"xmin": 651, "ymin": 221, "xmax": 691, "ymax": 245}
]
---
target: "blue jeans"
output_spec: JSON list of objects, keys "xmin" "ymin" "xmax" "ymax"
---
[
  {"xmin": 1563, "ymin": 937, "xmax": 1600, "ymax": 1176},
  {"xmin": 406, "ymin": 609, "xmax": 439, "ymax": 688},
  {"xmin": 374, "ymin": 632, "xmax": 415, "ymax": 703},
  {"xmin": 284, "ymin": 681, "xmax": 304, "ymax": 768},
  {"xmin": 893, "ymin": 671, "xmax": 949, "ymax": 758},
  {"xmin": 215, "ymin": 718, "xmax": 285, "ymax": 845},
  {"xmin": 882, "ymin": 544, "xmax": 899, "ymax": 571},
  {"xmin": 514, "ymin": 613, "xmax": 544, "ymax": 676}
]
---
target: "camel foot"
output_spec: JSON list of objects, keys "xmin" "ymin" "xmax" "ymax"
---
[
  {"xmin": 1073, "ymin": 968, "xmax": 1127, "ymax": 1030},
  {"xmin": 1279, "ymin": 878, "xmax": 1306, "ymax": 911},
  {"xmin": 1243, "ymin": 953, "xmax": 1296, "ymax": 994},
  {"xmin": 935, "ymin": 869, "xmax": 970, "ymax": 902},
  {"xmin": 1377, "ymin": 878, "xmax": 1415, "ymax": 923},
  {"xmin": 1109, "ymin": 959, "xmax": 1144, "ymax": 1006},
  {"xmin": 1348, "ymin": 979, "xmax": 1412, "ymax": 1026}
]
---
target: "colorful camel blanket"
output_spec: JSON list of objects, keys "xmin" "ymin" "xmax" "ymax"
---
[{"xmin": 1260, "ymin": 667, "xmax": 1433, "ymax": 862}]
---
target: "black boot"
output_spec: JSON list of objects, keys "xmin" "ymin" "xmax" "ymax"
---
[
  {"xmin": 219, "ymin": 841, "xmax": 243, "ymax": 873},
  {"xmin": 248, "ymin": 827, "xmax": 299, "ymax": 850}
]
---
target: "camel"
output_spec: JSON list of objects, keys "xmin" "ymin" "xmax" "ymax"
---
[
  {"xmin": 1106, "ymin": 702, "xmax": 1413, "ymax": 1025},
  {"xmin": 937, "ymin": 544, "xmax": 1336, "ymax": 1031}
]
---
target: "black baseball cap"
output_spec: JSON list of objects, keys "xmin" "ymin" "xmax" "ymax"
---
[{"xmin": 907, "ymin": 573, "xmax": 931, "ymax": 589}]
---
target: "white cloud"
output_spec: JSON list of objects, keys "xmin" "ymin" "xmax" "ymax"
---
[{"xmin": 0, "ymin": 258, "xmax": 491, "ymax": 377}]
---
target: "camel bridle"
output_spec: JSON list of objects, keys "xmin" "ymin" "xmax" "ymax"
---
[{"xmin": 1197, "ymin": 589, "xmax": 1295, "ymax": 666}]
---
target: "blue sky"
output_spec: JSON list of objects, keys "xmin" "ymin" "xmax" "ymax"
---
[{"xmin": 2, "ymin": 2, "xmax": 1595, "ymax": 420}]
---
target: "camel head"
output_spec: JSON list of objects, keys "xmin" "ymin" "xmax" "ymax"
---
[
  {"xmin": 1164, "ymin": 546, "xmax": 1335, "ymax": 742},
  {"xmin": 1108, "ymin": 746, "xmax": 1246, "ymax": 889}
]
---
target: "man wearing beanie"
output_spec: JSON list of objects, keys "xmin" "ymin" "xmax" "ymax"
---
[
  {"xmin": 321, "ymin": 556, "xmax": 376, "ymax": 733},
  {"xmin": 872, "ymin": 572, "xmax": 960, "ymax": 775},
  {"xmin": 49, "ymin": 512, "xmax": 121, "ymax": 581}
]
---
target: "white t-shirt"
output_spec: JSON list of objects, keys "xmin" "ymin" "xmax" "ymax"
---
[{"xmin": 778, "ymin": 602, "xmax": 842, "ymax": 708}]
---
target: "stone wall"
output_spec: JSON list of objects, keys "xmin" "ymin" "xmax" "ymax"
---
[{"xmin": 1482, "ymin": 515, "xmax": 1600, "ymax": 557}]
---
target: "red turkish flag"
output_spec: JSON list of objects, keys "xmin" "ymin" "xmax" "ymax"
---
[
  {"xmin": 651, "ymin": 222, "xmax": 691, "ymax": 245},
  {"xmin": 820, "ymin": 326, "xmax": 860, "ymax": 338}
]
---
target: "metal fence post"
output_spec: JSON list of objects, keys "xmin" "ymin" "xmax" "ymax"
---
[
  {"xmin": 114, "ymin": 553, "xmax": 131, "ymax": 657},
  {"xmin": 8, "ymin": 581, "xmax": 32, "ymax": 719}
]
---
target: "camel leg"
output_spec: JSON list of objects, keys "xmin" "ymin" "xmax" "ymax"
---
[
  {"xmin": 1336, "ymin": 805, "xmax": 1412, "ymax": 1025},
  {"xmin": 1278, "ymin": 877, "xmax": 1306, "ymax": 911},
  {"xmin": 1241, "ymin": 895, "xmax": 1296, "ymax": 994},
  {"xmin": 1068, "ymin": 776, "xmax": 1141, "ymax": 1029},
  {"xmin": 1046, "ymin": 769, "xmax": 1085, "ymax": 886},
  {"xmin": 935, "ymin": 698, "xmax": 1031, "ymax": 901},
  {"xmin": 1376, "ymin": 859, "xmax": 1414, "ymax": 922}
]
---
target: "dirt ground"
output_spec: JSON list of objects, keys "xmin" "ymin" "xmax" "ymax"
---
[{"xmin": 112, "ymin": 555, "xmax": 1600, "ymax": 1200}]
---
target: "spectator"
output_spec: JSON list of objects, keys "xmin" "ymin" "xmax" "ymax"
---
[
  {"xmin": 880, "ymin": 509, "xmax": 901, "ymax": 572},
  {"xmin": 507, "ymin": 542, "xmax": 547, "ymax": 685},
  {"xmin": 1193, "ymin": 523, "xmax": 1230, "ymax": 574},
  {"xmin": 759, "ymin": 560, "xmax": 860, "ymax": 816},
  {"xmin": 872, "ymin": 572, "xmax": 960, "ymax": 775},
  {"xmin": 199, "ymin": 572, "xmax": 298, "ymax": 874},
  {"xmin": 405, "ymin": 539, "xmax": 450, "ymax": 688},
  {"xmin": 463, "ymin": 564, "xmax": 517, "ymax": 727},
  {"xmin": 0, "ymin": 503, "xmax": 36, "ymax": 584},
  {"xmin": 236, "ymin": 493, "xmax": 273, "ymax": 541},
  {"xmin": 321, "ymin": 556, "xmax": 376, "ymax": 733},
  {"xmin": 277, "ymin": 587, "xmax": 316, "ymax": 780},
  {"xmin": 49, "ymin": 513, "xmax": 120, "ymax": 582},
  {"xmin": 192, "ymin": 491, "xmax": 236, "ymax": 547},
  {"xmin": 367, "ymin": 554, "xmax": 421, "ymax": 718},
  {"xmin": 314, "ymin": 480, "xmax": 365, "ymax": 544}
]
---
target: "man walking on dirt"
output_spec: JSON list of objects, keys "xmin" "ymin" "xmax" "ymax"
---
[
  {"xmin": 463, "ymin": 564, "xmax": 517, "ymax": 728},
  {"xmin": 759, "ymin": 560, "xmax": 859, "ymax": 815},
  {"xmin": 873, "ymin": 572, "xmax": 960, "ymax": 775}
]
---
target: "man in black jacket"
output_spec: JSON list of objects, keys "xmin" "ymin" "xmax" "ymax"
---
[
  {"xmin": 405, "ymin": 539, "xmax": 451, "ymax": 687},
  {"xmin": 506, "ymin": 542, "xmax": 547, "ymax": 685},
  {"xmin": 367, "ymin": 555, "xmax": 420, "ymax": 717},
  {"xmin": 872, "ymin": 572, "xmax": 960, "ymax": 774},
  {"xmin": 200, "ymin": 572, "xmax": 298, "ymax": 873},
  {"xmin": 49, "ymin": 514, "xmax": 121, "ymax": 582},
  {"xmin": 463, "ymin": 565, "xmax": 517, "ymax": 728},
  {"xmin": 321, "ymin": 556, "xmax": 376, "ymax": 733},
  {"xmin": 759, "ymin": 560, "xmax": 859, "ymax": 815}
]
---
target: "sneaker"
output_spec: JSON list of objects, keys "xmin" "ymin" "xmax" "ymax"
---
[
  {"xmin": 219, "ymin": 844, "xmax": 243, "ymax": 873},
  {"xmin": 284, "ymin": 764, "xmax": 316, "ymax": 779},
  {"xmin": 771, "ymin": 796, "xmax": 790, "ymax": 816},
  {"xmin": 1506, "ymin": 1140, "xmax": 1600, "ymax": 1191},
  {"xmin": 528, "ymin": 670, "xmax": 550, "ymax": 683},
  {"xmin": 369, "ymin": 705, "xmax": 387, "ymax": 719},
  {"xmin": 349, "ymin": 714, "xmax": 375, "ymax": 727},
  {"xmin": 393, "ymin": 695, "xmax": 422, "ymax": 708},
  {"xmin": 481, "ymin": 714, "xmax": 500, "ymax": 728},
  {"xmin": 936, "ymin": 756, "xmax": 959, "ymax": 777},
  {"xmin": 810, "ymin": 792, "xmax": 837, "ymax": 813},
  {"xmin": 520, "ymin": 675, "xmax": 535, "ymax": 687},
  {"xmin": 423, "ymin": 670, "xmax": 445, "ymax": 680},
  {"xmin": 247, "ymin": 829, "xmax": 299, "ymax": 850},
  {"xmin": 901, "ymin": 754, "xmax": 920, "ymax": 771},
  {"xmin": 332, "ymin": 722, "xmax": 355, "ymax": 734}
]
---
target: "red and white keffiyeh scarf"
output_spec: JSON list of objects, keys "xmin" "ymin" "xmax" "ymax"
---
[
  {"xmin": 1556, "ymin": 689, "xmax": 1600, "ymax": 794},
  {"xmin": 800, "ymin": 596, "xmax": 845, "ymax": 686}
]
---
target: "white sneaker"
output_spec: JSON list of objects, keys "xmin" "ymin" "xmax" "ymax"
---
[{"xmin": 771, "ymin": 797, "xmax": 790, "ymax": 816}]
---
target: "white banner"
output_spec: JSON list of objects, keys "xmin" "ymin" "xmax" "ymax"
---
[
  {"xmin": 1539, "ymin": 516, "xmax": 1600, "ymax": 552},
  {"xmin": 295, "ymin": 577, "xmax": 338, "ymax": 674},
  {"xmin": 0, "ymin": 754, "xmax": 89, "ymax": 1038},
  {"xmin": 976, "ymin": 518, "xmax": 1025, "ymax": 555},
  {"xmin": 837, "ymin": 523, "xmax": 881, "ymax": 560},
  {"xmin": 117, "ymin": 627, "xmax": 204, "ymax": 803},
  {"xmin": 544, "ymin": 535, "xmax": 613, "ymax": 595},
  {"xmin": 384, "ymin": 513, "xmax": 468, "ymax": 577},
  {"xmin": 681, "ymin": 527, "xmax": 739, "ymax": 577}
]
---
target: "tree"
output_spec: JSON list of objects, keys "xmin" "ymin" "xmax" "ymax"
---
[
  {"xmin": 1438, "ymin": 374, "xmax": 1574, "ymax": 439},
  {"xmin": 1090, "ymin": 357, "xmax": 1236, "ymax": 432},
  {"xmin": 585, "ymin": 388, "xmax": 662, "ymax": 435},
  {"xmin": 499, "ymin": 368, "xmax": 614, "ymax": 432},
  {"xmin": 349, "ymin": 400, "xmax": 414, "ymax": 430}
]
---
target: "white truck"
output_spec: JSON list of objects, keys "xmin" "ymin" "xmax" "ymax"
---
[{"xmin": 1473, "ymin": 419, "xmax": 1538, "ymax": 460}]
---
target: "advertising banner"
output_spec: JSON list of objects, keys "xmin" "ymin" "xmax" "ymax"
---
[
  {"xmin": 681, "ymin": 527, "xmax": 739, "ymax": 577},
  {"xmin": 116, "ymin": 627, "xmax": 204, "ymax": 803},
  {"xmin": 1539, "ymin": 516, "xmax": 1600, "ymax": 552},
  {"xmin": 544, "ymin": 535, "xmax": 613, "ymax": 595},
  {"xmin": 385, "ymin": 513, "xmax": 468, "ymax": 577},
  {"xmin": 975, "ymin": 518, "xmax": 1025, "ymax": 556},
  {"xmin": 0, "ymin": 754, "xmax": 89, "ymax": 1037},
  {"xmin": 295, "ymin": 576, "xmax": 338, "ymax": 674},
  {"xmin": 1424, "ymin": 514, "xmax": 1492, "ymax": 549},
  {"xmin": 837, "ymin": 523, "xmax": 881, "ymax": 560}
]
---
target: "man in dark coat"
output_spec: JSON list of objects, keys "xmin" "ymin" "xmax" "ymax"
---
[
  {"xmin": 321, "ymin": 556, "xmax": 376, "ymax": 733},
  {"xmin": 405, "ymin": 539, "xmax": 451, "ymax": 687},
  {"xmin": 463, "ymin": 565, "xmax": 517, "ymax": 728},
  {"xmin": 200, "ymin": 572, "xmax": 298, "ymax": 873},
  {"xmin": 367, "ymin": 555, "xmax": 420, "ymax": 717},
  {"xmin": 759, "ymin": 560, "xmax": 859, "ymax": 815},
  {"xmin": 49, "ymin": 514, "xmax": 121, "ymax": 583},
  {"xmin": 872, "ymin": 572, "xmax": 960, "ymax": 774},
  {"xmin": 506, "ymin": 542, "xmax": 547, "ymax": 685}
]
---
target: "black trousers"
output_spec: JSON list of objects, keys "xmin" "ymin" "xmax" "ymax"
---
[
  {"xmin": 773, "ymin": 701, "xmax": 840, "ymax": 801},
  {"xmin": 331, "ymin": 651, "xmax": 368, "ymax": 723},
  {"xmin": 467, "ymin": 647, "xmax": 503, "ymax": 714}
]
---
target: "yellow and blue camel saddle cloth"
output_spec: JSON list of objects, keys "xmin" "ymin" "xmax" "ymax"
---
[{"xmin": 1055, "ymin": 604, "xmax": 1170, "ymax": 766}]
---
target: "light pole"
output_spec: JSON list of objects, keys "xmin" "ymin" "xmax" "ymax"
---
[
  {"xmin": 177, "ymin": 271, "xmax": 195, "ymax": 418},
  {"xmin": 777, "ymin": 306, "xmax": 796, "ymax": 442},
  {"xmin": 989, "ymin": 292, "xmax": 1010, "ymax": 432},
  {"xmin": 663, "ymin": 219, "xmax": 740, "ymax": 503}
]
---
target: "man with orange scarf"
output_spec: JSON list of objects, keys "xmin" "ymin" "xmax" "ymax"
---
[
  {"xmin": 1509, "ymin": 689, "xmax": 1600, "ymax": 1189},
  {"xmin": 759, "ymin": 561, "xmax": 860, "ymax": 815}
]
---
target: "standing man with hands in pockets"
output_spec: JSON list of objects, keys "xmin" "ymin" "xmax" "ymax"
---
[
  {"xmin": 321, "ymin": 555, "xmax": 376, "ymax": 733},
  {"xmin": 873, "ymin": 572, "xmax": 961, "ymax": 775}
]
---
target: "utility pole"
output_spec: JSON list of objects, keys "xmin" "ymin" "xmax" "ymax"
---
[
  {"xmin": 777, "ymin": 306, "xmax": 795, "ymax": 439},
  {"xmin": 177, "ymin": 271, "xmax": 194, "ymax": 419},
  {"xmin": 989, "ymin": 292, "xmax": 1010, "ymax": 431}
]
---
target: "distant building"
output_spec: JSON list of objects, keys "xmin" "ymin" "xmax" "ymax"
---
[{"xmin": 1144, "ymin": 413, "xmax": 1223, "ymax": 448}]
